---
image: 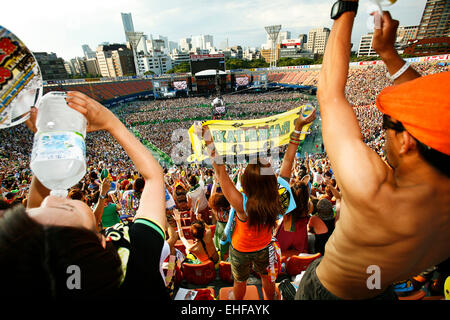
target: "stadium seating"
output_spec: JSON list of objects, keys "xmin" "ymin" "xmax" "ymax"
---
[
  {"xmin": 284, "ymin": 72, "xmax": 297, "ymax": 84},
  {"xmin": 285, "ymin": 252, "xmax": 321, "ymax": 276},
  {"xmin": 181, "ymin": 226, "xmax": 193, "ymax": 239},
  {"xmin": 291, "ymin": 72, "xmax": 304, "ymax": 84},
  {"xmin": 43, "ymin": 80, "xmax": 155, "ymax": 104},
  {"xmin": 219, "ymin": 285, "xmax": 260, "ymax": 300},
  {"xmin": 219, "ymin": 261, "xmax": 233, "ymax": 283},
  {"xmin": 191, "ymin": 287, "xmax": 216, "ymax": 300},
  {"xmin": 262, "ymin": 283, "xmax": 281, "ymax": 300},
  {"xmin": 280, "ymin": 249, "xmax": 301, "ymax": 265},
  {"xmin": 182, "ymin": 260, "xmax": 216, "ymax": 285}
]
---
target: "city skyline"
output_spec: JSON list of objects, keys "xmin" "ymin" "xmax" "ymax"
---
[{"xmin": 2, "ymin": 0, "xmax": 428, "ymax": 61}]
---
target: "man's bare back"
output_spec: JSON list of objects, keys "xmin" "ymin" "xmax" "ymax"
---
[{"xmin": 317, "ymin": 168, "xmax": 450, "ymax": 299}]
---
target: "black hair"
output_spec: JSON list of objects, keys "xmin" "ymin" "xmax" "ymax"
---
[
  {"xmin": 0, "ymin": 199, "xmax": 11, "ymax": 211},
  {"xmin": 415, "ymin": 139, "xmax": 450, "ymax": 177},
  {"xmin": 0, "ymin": 205, "xmax": 122, "ymax": 298},
  {"xmin": 188, "ymin": 175, "xmax": 198, "ymax": 186},
  {"xmin": 290, "ymin": 182, "xmax": 310, "ymax": 221},
  {"xmin": 133, "ymin": 178, "xmax": 145, "ymax": 193},
  {"xmin": 383, "ymin": 114, "xmax": 449, "ymax": 177}
]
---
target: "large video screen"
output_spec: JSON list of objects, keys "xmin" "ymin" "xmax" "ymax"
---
[
  {"xmin": 236, "ymin": 77, "xmax": 249, "ymax": 86},
  {"xmin": 173, "ymin": 80, "xmax": 187, "ymax": 90},
  {"xmin": 190, "ymin": 54, "xmax": 225, "ymax": 75}
]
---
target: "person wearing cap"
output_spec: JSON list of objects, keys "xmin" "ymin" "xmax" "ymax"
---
[{"xmin": 295, "ymin": 1, "xmax": 450, "ymax": 300}]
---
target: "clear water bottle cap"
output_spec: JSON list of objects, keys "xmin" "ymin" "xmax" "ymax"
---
[
  {"xmin": 366, "ymin": 0, "xmax": 398, "ymax": 30},
  {"xmin": 50, "ymin": 189, "xmax": 69, "ymax": 198}
]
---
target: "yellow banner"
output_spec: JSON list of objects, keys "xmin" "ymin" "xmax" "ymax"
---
[{"xmin": 188, "ymin": 105, "xmax": 314, "ymax": 162}]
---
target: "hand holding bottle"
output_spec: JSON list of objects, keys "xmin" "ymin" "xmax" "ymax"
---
[
  {"xmin": 372, "ymin": 11, "xmax": 400, "ymax": 58},
  {"xmin": 65, "ymin": 91, "xmax": 118, "ymax": 133}
]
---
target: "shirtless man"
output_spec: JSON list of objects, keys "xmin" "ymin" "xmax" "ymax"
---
[{"xmin": 296, "ymin": 0, "xmax": 450, "ymax": 300}]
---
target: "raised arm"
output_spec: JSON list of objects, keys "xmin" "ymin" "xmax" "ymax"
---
[
  {"xmin": 92, "ymin": 178, "xmax": 110, "ymax": 229},
  {"xmin": 280, "ymin": 110, "xmax": 316, "ymax": 180},
  {"xmin": 174, "ymin": 209, "xmax": 191, "ymax": 252},
  {"xmin": 202, "ymin": 126, "xmax": 244, "ymax": 216},
  {"xmin": 66, "ymin": 91, "xmax": 166, "ymax": 229},
  {"xmin": 318, "ymin": 1, "xmax": 388, "ymax": 200},
  {"xmin": 372, "ymin": 11, "xmax": 421, "ymax": 85},
  {"xmin": 24, "ymin": 108, "xmax": 51, "ymax": 209},
  {"xmin": 27, "ymin": 176, "xmax": 50, "ymax": 209}
]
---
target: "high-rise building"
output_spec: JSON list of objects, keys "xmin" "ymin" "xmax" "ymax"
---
[
  {"xmin": 265, "ymin": 31, "xmax": 291, "ymax": 51},
  {"xmin": 179, "ymin": 37, "xmax": 192, "ymax": 52},
  {"xmin": 357, "ymin": 33, "xmax": 377, "ymax": 57},
  {"xmin": 397, "ymin": 26, "xmax": 419, "ymax": 45},
  {"xmin": 70, "ymin": 57, "xmax": 88, "ymax": 75},
  {"xmin": 96, "ymin": 44, "xmax": 135, "ymax": 77},
  {"xmin": 358, "ymin": 25, "xmax": 421, "ymax": 57},
  {"xmin": 121, "ymin": 12, "xmax": 135, "ymax": 41},
  {"xmin": 278, "ymin": 39, "xmax": 316, "ymax": 59},
  {"xmin": 81, "ymin": 44, "xmax": 96, "ymax": 59},
  {"xmin": 64, "ymin": 61, "xmax": 73, "ymax": 75},
  {"xmin": 307, "ymin": 28, "xmax": 330, "ymax": 54},
  {"xmin": 136, "ymin": 34, "xmax": 148, "ymax": 55},
  {"xmin": 168, "ymin": 41, "xmax": 179, "ymax": 52},
  {"xmin": 170, "ymin": 49, "xmax": 190, "ymax": 66},
  {"xmin": 137, "ymin": 52, "xmax": 173, "ymax": 75},
  {"xmin": 33, "ymin": 52, "xmax": 68, "ymax": 80},
  {"xmin": 191, "ymin": 35, "xmax": 214, "ymax": 50},
  {"xmin": 416, "ymin": 0, "xmax": 450, "ymax": 40},
  {"xmin": 278, "ymin": 31, "xmax": 291, "ymax": 42},
  {"xmin": 159, "ymin": 35, "xmax": 169, "ymax": 49},
  {"xmin": 84, "ymin": 58, "xmax": 100, "ymax": 76}
]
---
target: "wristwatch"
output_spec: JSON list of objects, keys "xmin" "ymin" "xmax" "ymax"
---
[{"xmin": 331, "ymin": 0, "xmax": 359, "ymax": 20}]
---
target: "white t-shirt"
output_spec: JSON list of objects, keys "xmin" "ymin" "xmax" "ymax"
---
[
  {"xmin": 187, "ymin": 180, "xmax": 208, "ymax": 211},
  {"xmin": 312, "ymin": 171, "xmax": 324, "ymax": 185}
]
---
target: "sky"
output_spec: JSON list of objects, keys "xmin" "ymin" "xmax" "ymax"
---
[{"xmin": 1, "ymin": 0, "xmax": 427, "ymax": 61}]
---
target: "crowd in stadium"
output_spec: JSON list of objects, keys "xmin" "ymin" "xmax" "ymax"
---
[{"xmin": 0, "ymin": 8, "xmax": 449, "ymax": 302}]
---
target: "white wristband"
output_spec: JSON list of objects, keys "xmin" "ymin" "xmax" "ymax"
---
[{"xmin": 387, "ymin": 61, "xmax": 410, "ymax": 81}]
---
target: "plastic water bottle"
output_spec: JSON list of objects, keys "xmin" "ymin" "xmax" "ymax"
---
[
  {"xmin": 301, "ymin": 104, "xmax": 315, "ymax": 118},
  {"xmin": 30, "ymin": 92, "xmax": 87, "ymax": 197},
  {"xmin": 366, "ymin": 0, "xmax": 397, "ymax": 30}
]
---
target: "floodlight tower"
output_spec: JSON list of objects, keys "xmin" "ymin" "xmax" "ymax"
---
[
  {"xmin": 264, "ymin": 25, "xmax": 281, "ymax": 68},
  {"xmin": 126, "ymin": 31, "xmax": 144, "ymax": 76}
]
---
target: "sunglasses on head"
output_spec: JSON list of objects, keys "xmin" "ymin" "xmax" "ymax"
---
[{"xmin": 382, "ymin": 114, "xmax": 405, "ymax": 132}]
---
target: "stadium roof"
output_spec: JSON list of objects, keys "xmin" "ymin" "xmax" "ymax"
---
[{"xmin": 194, "ymin": 69, "xmax": 227, "ymax": 77}]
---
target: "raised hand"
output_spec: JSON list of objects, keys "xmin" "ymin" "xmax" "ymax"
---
[
  {"xmin": 99, "ymin": 178, "xmax": 111, "ymax": 196},
  {"xmin": 173, "ymin": 209, "xmax": 181, "ymax": 221},
  {"xmin": 296, "ymin": 107, "xmax": 317, "ymax": 130},
  {"xmin": 65, "ymin": 91, "xmax": 117, "ymax": 133},
  {"xmin": 372, "ymin": 11, "xmax": 399, "ymax": 58},
  {"xmin": 24, "ymin": 107, "xmax": 38, "ymax": 133}
]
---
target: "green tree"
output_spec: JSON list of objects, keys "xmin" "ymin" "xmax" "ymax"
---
[
  {"xmin": 166, "ymin": 61, "xmax": 191, "ymax": 74},
  {"xmin": 248, "ymin": 59, "xmax": 269, "ymax": 68}
]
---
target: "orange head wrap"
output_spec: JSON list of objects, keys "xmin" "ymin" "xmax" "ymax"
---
[{"xmin": 376, "ymin": 72, "xmax": 450, "ymax": 155}]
